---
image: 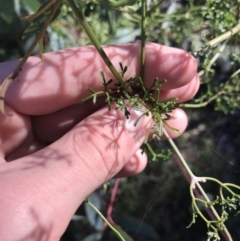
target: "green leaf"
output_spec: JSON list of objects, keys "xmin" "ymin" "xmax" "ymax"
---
[
  {"xmin": 100, "ymin": 71, "xmax": 106, "ymax": 81},
  {"xmin": 23, "ymin": 0, "xmax": 41, "ymax": 12},
  {"xmin": 106, "ymin": 79, "xmax": 113, "ymax": 85},
  {"xmin": 88, "ymin": 87, "xmax": 96, "ymax": 94}
]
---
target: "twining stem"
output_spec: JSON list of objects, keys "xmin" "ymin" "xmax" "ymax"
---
[
  {"xmin": 66, "ymin": 0, "xmax": 132, "ymax": 94},
  {"xmin": 0, "ymin": 0, "xmax": 62, "ymax": 114},
  {"xmin": 162, "ymin": 127, "xmax": 233, "ymax": 241}
]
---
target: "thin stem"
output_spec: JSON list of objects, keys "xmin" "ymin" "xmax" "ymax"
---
[
  {"xmin": 38, "ymin": 37, "xmax": 44, "ymax": 60},
  {"xmin": 201, "ymin": 177, "xmax": 240, "ymax": 196},
  {"xmin": 220, "ymin": 186, "xmax": 225, "ymax": 200},
  {"xmin": 194, "ymin": 182, "xmax": 233, "ymax": 241},
  {"xmin": 189, "ymin": 187, "xmax": 218, "ymax": 232},
  {"xmin": 0, "ymin": 0, "xmax": 62, "ymax": 114},
  {"xmin": 224, "ymin": 183, "xmax": 240, "ymax": 190},
  {"xmin": 198, "ymin": 43, "xmax": 227, "ymax": 81},
  {"xmin": 85, "ymin": 199, "xmax": 126, "ymax": 241},
  {"xmin": 163, "ymin": 128, "xmax": 195, "ymax": 178},
  {"xmin": 66, "ymin": 0, "xmax": 132, "ymax": 94},
  {"xmin": 106, "ymin": 178, "xmax": 120, "ymax": 224},
  {"xmin": 163, "ymin": 127, "xmax": 233, "ymax": 241},
  {"xmin": 22, "ymin": 0, "xmax": 58, "ymax": 21},
  {"xmin": 206, "ymin": 21, "xmax": 240, "ymax": 48},
  {"xmin": 179, "ymin": 90, "xmax": 223, "ymax": 108}
]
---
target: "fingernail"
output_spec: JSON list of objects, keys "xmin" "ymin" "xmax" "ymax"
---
[{"xmin": 124, "ymin": 106, "xmax": 153, "ymax": 142}]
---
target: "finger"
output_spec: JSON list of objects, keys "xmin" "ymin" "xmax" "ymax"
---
[
  {"xmin": 114, "ymin": 149, "xmax": 148, "ymax": 178},
  {"xmin": 144, "ymin": 43, "xmax": 196, "ymax": 89},
  {"xmin": 5, "ymin": 105, "xmax": 188, "ymax": 159},
  {"xmin": 31, "ymin": 97, "xmax": 107, "ymax": 144},
  {"xmin": 0, "ymin": 105, "xmax": 153, "ymax": 240},
  {"xmin": 31, "ymin": 102, "xmax": 188, "ymax": 144},
  {"xmin": 159, "ymin": 74, "xmax": 200, "ymax": 103},
  {"xmin": 163, "ymin": 108, "xmax": 188, "ymax": 138},
  {"xmin": 1, "ymin": 43, "xmax": 197, "ymax": 115},
  {"xmin": 5, "ymin": 138, "xmax": 46, "ymax": 161},
  {"xmin": 0, "ymin": 105, "xmax": 31, "ymax": 159}
]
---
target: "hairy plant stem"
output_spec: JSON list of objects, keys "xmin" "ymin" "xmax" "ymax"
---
[
  {"xmin": 66, "ymin": 0, "xmax": 132, "ymax": 94},
  {"xmin": 0, "ymin": 0, "xmax": 62, "ymax": 114},
  {"xmin": 163, "ymin": 127, "xmax": 233, "ymax": 241}
]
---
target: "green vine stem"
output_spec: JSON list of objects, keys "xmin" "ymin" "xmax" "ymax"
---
[
  {"xmin": 0, "ymin": 0, "xmax": 62, "ymax": 114},
  {"xmin": 66, "ymin": 0, "xmax": 132, "ymax": 95}
]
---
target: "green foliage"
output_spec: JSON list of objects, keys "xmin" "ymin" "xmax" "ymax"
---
[
  {"xmin": 79, "ymin": 62, "xmax": 177, "ymax": 162},
  {"xmin": 188, "ymin": 177, "xmax": 240, "ymax": 240},
  {"xmin": 1, "ymin": 0, "xmax": 240, "ymax": 241},
  {"xmin": 202, "ymin": 0, "xmax": 238, "ymax": 33}
]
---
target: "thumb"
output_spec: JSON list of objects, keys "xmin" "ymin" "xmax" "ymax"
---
[
  {"xmin": 0, "ymin": 105, "xmax": 153, "ymax": 240},
  {"xmin": 71, "ymin": 104, "xmax": 153, "ymax": 188}
]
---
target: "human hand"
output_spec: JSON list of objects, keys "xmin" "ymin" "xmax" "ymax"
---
[{"xmin": 0, "ymin": 43, "xmax": 199, "ymax": 241}]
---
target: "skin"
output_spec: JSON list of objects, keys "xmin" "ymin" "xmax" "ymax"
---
[{"xmin": 0, "ymin": 42, "xmax": 199, "ymax": 241}]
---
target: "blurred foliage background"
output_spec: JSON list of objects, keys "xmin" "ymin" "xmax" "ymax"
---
[{"xmin": 0, "ymin": 0, "xmax": 240, "ymax": 240}]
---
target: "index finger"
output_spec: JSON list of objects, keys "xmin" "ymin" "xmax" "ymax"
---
[{"xmin": 1, "ymin": 42, "xmax": 197, "ymax": 115}]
